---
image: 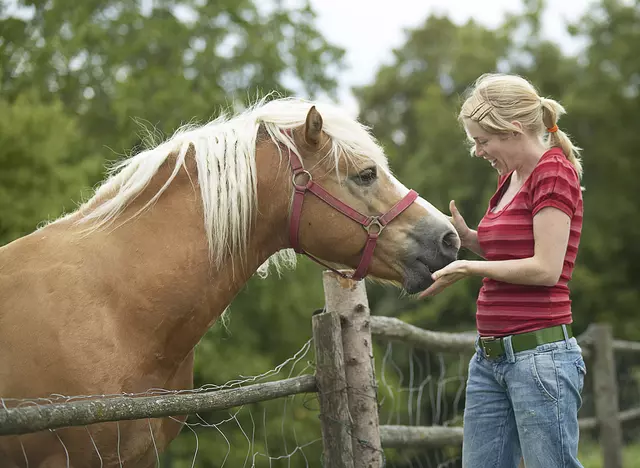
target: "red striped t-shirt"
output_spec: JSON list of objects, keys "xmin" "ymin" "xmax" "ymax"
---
[{"xmin": 475, "ymin": 147, "xmax": 583, "ymax": 336}]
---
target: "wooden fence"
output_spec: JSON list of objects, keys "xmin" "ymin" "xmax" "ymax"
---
[{"xmin": 2, "ymin": 270, "xmax": 640, "ymax": 468}]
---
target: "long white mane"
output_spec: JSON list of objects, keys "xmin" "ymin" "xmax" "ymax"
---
[{"xmin": 69, "ymin": 96, "xmax": 389, "ymax": 276}]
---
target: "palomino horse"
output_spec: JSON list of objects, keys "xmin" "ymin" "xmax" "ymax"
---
[{"xmin": 0, "ymin": 97, "xmax": 459, "ymax": 467}]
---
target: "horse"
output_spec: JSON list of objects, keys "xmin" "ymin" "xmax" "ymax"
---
[{"xmin": 0, "ymin": 97, "xmax": 460, "ymax": 467}]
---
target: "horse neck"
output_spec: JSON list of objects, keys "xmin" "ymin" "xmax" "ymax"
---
[{"xmin": 75, "ymin": 145, "xmax": 291, "ymax": 374}]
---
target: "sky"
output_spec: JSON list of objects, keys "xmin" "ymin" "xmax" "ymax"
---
[{"xmin": 307, "ymin": 0, "xmax": 594, "ymax": 115}]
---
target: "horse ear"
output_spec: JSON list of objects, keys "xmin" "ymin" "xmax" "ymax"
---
[{"xmin": 304, "ymin": 106, "xmax": 323, "ymax": 147}]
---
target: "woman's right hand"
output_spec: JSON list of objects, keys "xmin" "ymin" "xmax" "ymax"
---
[{"xmin": 449, "ymin": 200, "xmax": 472, "ymax": 245}]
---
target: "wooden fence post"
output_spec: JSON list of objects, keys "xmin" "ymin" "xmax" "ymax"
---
[
  {"xmin": 312, "ymin": 310, "xmax": 355, "ymax": 468},
  {"xmin": 322, "ymin": 271, "xmax": 383, "ymax": 468},
  {"xmin": 590, "ymin": 323, "xmax": 623, "ymax": 468}
]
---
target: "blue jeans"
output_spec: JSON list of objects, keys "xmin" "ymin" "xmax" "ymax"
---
[{"xmin": 462, "ymin": 331, "xmax": 587, "ymax": 468}]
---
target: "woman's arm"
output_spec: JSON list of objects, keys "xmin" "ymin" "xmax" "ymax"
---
[{"xmin": 466, "ymin": 206, "xmax": 571, "ymax": 286}]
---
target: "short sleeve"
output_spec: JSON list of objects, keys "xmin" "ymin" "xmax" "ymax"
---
[{"xmin": 530, "ymin": 158, "xmax": 581, "ymax": 217}]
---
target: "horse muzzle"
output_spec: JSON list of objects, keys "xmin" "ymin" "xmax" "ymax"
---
[{"xmin": 401, "ymin": 222, "xmax": 460, "ymax": 294}]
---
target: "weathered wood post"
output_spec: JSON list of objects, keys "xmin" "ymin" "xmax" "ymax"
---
[
  {"xmin": 590, "ymin": 323, "xmax": 623, "ymax": 468},
  {"xmin": 322, "ymin": 271, "xmax": 383, "ymax": 468},
  {"xmin": 312, "ymin": 309, "xmax": 355, "ymax": 468}
]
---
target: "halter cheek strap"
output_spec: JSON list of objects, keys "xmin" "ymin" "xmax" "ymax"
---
[{"xmin": 284, "ymin": 133, "xmax": 418, "ymax": 281}]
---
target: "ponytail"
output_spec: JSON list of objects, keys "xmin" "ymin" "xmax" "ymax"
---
[{"xmin": 541, "ymin": 98, "xmax": 583, "ymax": 179}]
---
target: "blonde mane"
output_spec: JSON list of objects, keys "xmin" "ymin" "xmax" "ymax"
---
[{"xmin": 64, "ymin": 96, "xmax": 389, "ymax": 277}]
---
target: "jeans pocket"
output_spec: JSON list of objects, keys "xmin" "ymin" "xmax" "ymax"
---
[
  {"xmin": 530, "ymin": 351, "xmax": 559, "ymax": 402},
  {"xmin": 575, "ymin": 356, "xmax": 587, "ymax": 394}
]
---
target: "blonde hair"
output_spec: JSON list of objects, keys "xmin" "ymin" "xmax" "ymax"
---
[{"xmin": 459, "ymin": 73, "xmax": 583, "ymax": 179}]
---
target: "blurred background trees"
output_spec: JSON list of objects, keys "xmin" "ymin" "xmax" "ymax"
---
[{"xmin": 2, "ymin": 0, "xmax": 639, "ymax": 465}]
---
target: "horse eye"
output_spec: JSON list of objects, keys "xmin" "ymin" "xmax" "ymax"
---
[{"xmin": 353, "ymin": 167, "xmax": 377, "ymax": 186}]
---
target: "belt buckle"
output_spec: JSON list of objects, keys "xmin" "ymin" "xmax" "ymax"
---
[
  {"xmin": 480, "ymin": 335, "xmax": 497, "ymax": 349},
  {"xmin": 479, "ymin": 335, "xmax": 503, "ymax": 359}
]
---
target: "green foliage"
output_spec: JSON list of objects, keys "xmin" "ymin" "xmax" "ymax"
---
[
  {"xmin": 559, "ymin": 0, "xmax": 640, "ymax": 336},
  {"xmin": 0, "ymin": 92, "xmax": 101, "ymax": 243}
]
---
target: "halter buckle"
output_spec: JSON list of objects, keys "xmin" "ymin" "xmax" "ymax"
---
[
  {"xmin": 292, "ymin": 170, "xmax": 312, "ymax": 190},
  {"xmin": 364, "ymin": 218, "xmax": 385, "ymax": 235}
]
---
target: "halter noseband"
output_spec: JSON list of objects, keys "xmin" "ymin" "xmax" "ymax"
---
[{"xmin": 284, "ymin": 131, "xmax": 418, "ymax": 281}]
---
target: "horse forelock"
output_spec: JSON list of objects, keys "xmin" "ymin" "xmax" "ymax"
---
[{"xmin": 57, "ymin": 96, "xmax": 388, "ymax": 277}]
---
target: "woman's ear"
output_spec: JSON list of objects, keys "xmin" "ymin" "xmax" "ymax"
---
[{"xmin": 511, "ymin": 120, "xmax": 524, "ymax": 132}]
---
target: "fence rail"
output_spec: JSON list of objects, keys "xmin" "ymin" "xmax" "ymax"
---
[
  {"xmin": 0, "ymin": 375, "xmax": 316, "ymax": 436},
  {"xmin": 370, "ymin": 315, "xmax": 476, "ymax": 352},
  {"xmin": 379, "ymin": 425, "xmax": 463, "ymax": 448}
]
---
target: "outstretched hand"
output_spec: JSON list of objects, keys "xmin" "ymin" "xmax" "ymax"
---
[{"xmin": 418, "ymin": 260, "xmax": 472, "ymax": 298}]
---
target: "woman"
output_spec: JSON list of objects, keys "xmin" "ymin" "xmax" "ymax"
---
[{"xmin": 420, "ymin": 73, "xmax": 587, "ymax": 468}]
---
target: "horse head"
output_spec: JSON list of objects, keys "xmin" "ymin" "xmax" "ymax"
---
[{"xmin": 253, "ymin": 101, "xmax": 460, "ymax": 293}]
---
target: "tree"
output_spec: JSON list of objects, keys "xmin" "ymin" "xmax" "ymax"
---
[
  {"xmin": 0, "ymin": 92, "xmax": 101, "ymax": 244},
  {"xmin": 560, "ymin": 0, "xmax": 640, "ymax": 337}
]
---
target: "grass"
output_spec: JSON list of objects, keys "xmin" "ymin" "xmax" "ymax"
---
[{"xmin": 578, "ymin": 437, "xmax": 640, "ymax": 468}]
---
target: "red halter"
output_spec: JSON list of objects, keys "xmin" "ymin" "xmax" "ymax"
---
[{"xmin": 284, "ymin": 135, "xmax": 418, "ymax": 281}]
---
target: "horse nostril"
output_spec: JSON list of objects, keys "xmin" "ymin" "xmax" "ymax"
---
[{"xmin": 442, "ymin": 230, "xmax": 459, "ymax": 250}]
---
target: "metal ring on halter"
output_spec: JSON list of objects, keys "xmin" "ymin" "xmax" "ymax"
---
[
  {"xmin": 363, "ymin": 218, "xmax": 385, "ymax": 235},
  {"xmin": 292, "ymin": 170, "xmax": 313, "ymax": 190}
]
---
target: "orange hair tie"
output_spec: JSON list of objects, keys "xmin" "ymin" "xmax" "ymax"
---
[{"xmin": 547, "ymin": 124, "xmax": 559, "ymax": 133}]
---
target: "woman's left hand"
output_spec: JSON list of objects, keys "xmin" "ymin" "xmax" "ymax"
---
[{"xmin": 418, "ymin": 260, "xmax": 472, "ymax": 298}]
